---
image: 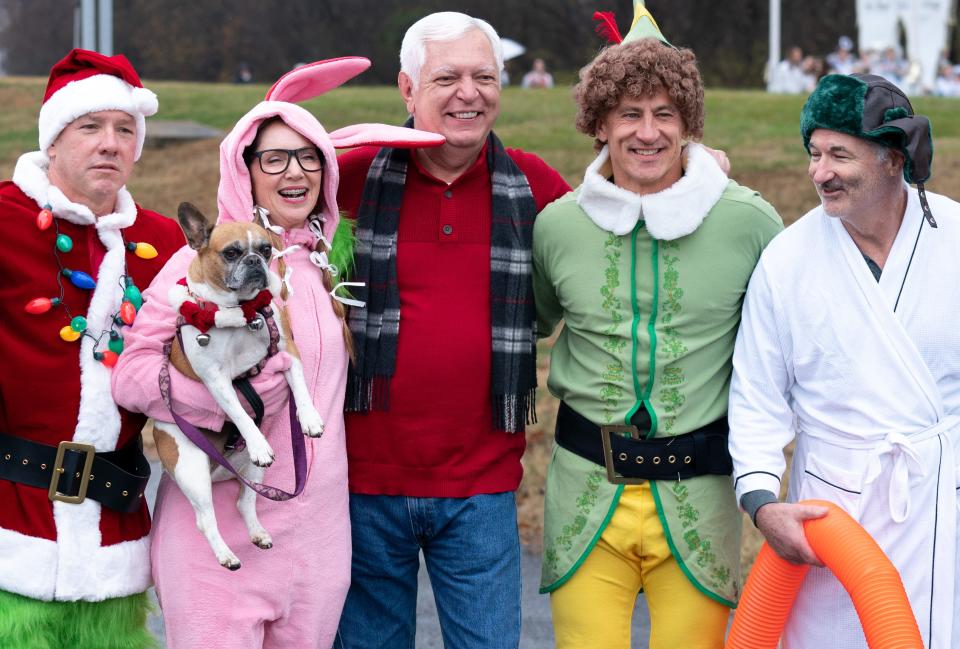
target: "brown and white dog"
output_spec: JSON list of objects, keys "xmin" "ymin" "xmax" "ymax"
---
[{"xmin": 152, "ymin": 202, "xmax": 324, "ymax": 570}]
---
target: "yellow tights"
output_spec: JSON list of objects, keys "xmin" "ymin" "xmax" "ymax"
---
[{"xmin": 550, "ymin": 483, "xmax": 730, "ymax": 649}]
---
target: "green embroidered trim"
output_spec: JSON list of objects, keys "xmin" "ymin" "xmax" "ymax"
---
[
  {"xmin": 626, "ymin": 225, "xmax": 644, "ymax": 424},
  {"xmin": 599, "ymin": 232, "xmax": 626, "ymax": 425},
  {"xmin": 650, "ymin": 481, "xmax": 737, "ymax": 608},
  {"xmin": 658, "ymin": 240, "xmax": 687, "ymax": 434},
  {"xmin": 541, "ymin": 476, "xmax": 625, "ymax": 594},
  {"xmin": 667, "ymin": 481, "xmax": 735, "ymax": 594},
  {"xmin": 548, "ymin": 467, "xmax": 605, "ymax": 558},
  {"xmin": 643, "ymin": 238, "xmax": 660, "ymax": 436}
]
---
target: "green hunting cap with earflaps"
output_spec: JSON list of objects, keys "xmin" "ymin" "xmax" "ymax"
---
[{"xmin": 801, "ymin": 72, "xmax": 938, "ymax": 227}]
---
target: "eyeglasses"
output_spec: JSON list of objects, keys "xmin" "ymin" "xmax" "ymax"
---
[{"xmin": 251, "ymin": 147, "xmax": 324, "ymax": 174}]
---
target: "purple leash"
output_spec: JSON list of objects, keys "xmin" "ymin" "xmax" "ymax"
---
[{"xmin": 158, "ymin": 312, "xmax": 307, "ymax": 501}]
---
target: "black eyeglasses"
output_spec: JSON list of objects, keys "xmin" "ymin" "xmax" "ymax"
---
[{"xmin": 251, "ymin": 147, "xmax": 324, "ymax": 174}]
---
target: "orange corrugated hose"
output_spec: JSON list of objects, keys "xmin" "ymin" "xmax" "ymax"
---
[{"xmin": 726, "ymin": 499, "xmax": 922, "ymax": 649}]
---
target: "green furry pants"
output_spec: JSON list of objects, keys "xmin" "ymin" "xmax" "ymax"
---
[{"xmin": 0, "ymin": 589, "xmax": 156, "ymax": 649}]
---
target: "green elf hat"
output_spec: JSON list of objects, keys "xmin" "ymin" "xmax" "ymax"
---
[
  {"xmin": 593, "ymin": 1, "xmax": 672, "ymax": 47},
  {"xmin": 801, "ymin": 73, "xmax": 937, "ymax": 227}
]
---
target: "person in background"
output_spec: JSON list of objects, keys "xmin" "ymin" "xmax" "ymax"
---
[
  {"xmin": 769, "ymin": 46, "xmax": 809, "ymax": 94},
  {"xmin": 522, "ymin": 57, "xmax": 555, "ymax": 89},
  {"xmin": 870, "ymin": 46, "xmax": 907, "ymax": 88},
  {"xmin": 826, "ymin": 35, "xmax": 860, "ymax": 75},
  {"xmin": 935, "ymin": 61, "xmax": 960, "ymax": 97}
]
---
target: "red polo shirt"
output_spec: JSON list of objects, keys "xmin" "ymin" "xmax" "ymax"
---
[{"xmin": 337, "ymin": 144, "xmax": 569, "ymax": 497}]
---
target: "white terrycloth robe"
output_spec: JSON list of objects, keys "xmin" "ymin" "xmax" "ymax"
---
[{"xmin": 729, "ymin": 186, "xmax": 960, "ymax": 649}]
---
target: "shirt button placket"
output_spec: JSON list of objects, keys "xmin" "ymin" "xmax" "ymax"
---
[{"xmin": 441, "ymin": 187, "xmax": 454, "ymax": 239}]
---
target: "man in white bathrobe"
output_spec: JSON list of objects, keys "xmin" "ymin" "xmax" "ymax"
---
[{"xmin": 729, "ymin": 73, "xmax": 960, "ymax": 649}]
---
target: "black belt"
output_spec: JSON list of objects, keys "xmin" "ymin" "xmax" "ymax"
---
[
  {"xmin": 0, "ymin": 433, "xmax": 150, "ymax": 513},
  {"xmin": 554, "ymin": 401, "xmax": 732, "ymax": 484}
]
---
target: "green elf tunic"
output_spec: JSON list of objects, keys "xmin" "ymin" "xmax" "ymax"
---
[{"xmin": 533, "ymin": 143, "xmax": 782, "ymax": 605}]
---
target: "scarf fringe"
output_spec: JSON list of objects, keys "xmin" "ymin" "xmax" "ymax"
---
[
  {"xmin": 493, "ymin": 388, "xmax": 538, "ymax": 434},
  {"xmin": 345, "ymin": 374, "xmax": 392, "ymax": 413}
]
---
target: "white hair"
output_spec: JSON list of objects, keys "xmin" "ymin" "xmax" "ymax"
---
[{"xmin": 399, "ymin": 12, "xmax": 503, "ymax": 86}]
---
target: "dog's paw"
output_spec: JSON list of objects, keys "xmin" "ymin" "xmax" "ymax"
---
[
  {"xmin": 251, "ymin": 531, "xmax": 273, "ymax": 550},
  {"xmin": 219, "ymin": 554, "xmax": 242, "ymax": 570},
  {"xmin": 299, "ymin": 408, "xmax": 325, "ymax": 438},
  {"xmin": 246, "ymin": 441, "xmax": 276, "ymax": 468}
]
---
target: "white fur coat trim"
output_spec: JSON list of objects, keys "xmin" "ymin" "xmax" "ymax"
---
[
  {"xmin": 14, "ymin": 151, "xmax": 138, "ymax": 452},
  {"xmin": 5, "ymin": 153, "xmax": 150, "ymax": 601},
  {"xmin": 0, "ymin": 520, "xmax": 150, "ymax": 601},
  {"xmin": 577, "ymin": 143, "xmax": 730, "ymax": 240}
]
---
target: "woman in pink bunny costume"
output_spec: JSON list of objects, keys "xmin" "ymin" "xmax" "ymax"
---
[{"xmin": 111, "ymin": 58, "xmax": 443, "ymax": 649}]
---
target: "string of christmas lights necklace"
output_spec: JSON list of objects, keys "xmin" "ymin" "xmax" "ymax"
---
[{"xmin": 23, "ymin": 203, "xmax": 158, "ymax": 367}]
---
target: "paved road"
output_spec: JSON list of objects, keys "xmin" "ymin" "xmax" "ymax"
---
[{"xmin": 145, "ymin": 463, "xmax": 653, "ymax": 647}]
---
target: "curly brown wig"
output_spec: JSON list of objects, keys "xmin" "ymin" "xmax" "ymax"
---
[{"xmin": 574, "ymin": 39, "xmax": 704, "ymax": 149}]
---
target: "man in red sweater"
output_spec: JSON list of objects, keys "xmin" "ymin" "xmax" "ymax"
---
[
  {"xmin": 335, "ymin": 11, "xmax": 570, "ymax": 649},
  {"xmin": 0, "ymin": 50, "xmax": 183, "ymax": 647}
]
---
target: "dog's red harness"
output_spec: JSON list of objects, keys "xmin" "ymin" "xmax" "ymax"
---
[{"xmin": 176, "ymin": 278, "xmax": 273, "ymax": 333}]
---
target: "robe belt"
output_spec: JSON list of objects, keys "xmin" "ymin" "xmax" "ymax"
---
[
  {"xmin": 803, "ymin": 415, "xmax": 960, "ymax": 524},
  {"xmin": 554, "ymin": 401, "xmax": 732, "ymax": 484},
  {"xmin": 0, "ymin": 432, "xmax": 150, "ymax": 513}
]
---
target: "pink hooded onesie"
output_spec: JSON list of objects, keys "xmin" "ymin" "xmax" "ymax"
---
[{"xmin": 110, "ymin": 58, "xmax": 443, "ymax": 649}]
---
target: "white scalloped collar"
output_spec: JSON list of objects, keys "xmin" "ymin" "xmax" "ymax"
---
[{"xmin": 577, "ymin": 143, "xmax": 729, "ymax": 240}]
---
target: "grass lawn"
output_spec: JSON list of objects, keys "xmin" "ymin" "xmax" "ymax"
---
[{"xmin": 4, "ymin": 76, "xmax": 959, "ymax": 574}]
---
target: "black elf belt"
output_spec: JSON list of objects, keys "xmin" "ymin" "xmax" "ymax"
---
[
  {"xmin": 554, "ymin": 401, "xmax": 732, "ymax": 484},
  {"xmin": 0, "ymin": 433, "xmax": 150, "ymax": 512}
]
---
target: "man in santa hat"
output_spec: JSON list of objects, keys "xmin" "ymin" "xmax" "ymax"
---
[{"xmin": 0, "ymin": 49, "xmax": 183, "ymax": 647}]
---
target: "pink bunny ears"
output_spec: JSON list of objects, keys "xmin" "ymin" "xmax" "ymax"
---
[
  {"xmin": 266, "ymin": 56, "xmax": 445, "ymax": 150},
  {"xmin": 266, "ymin": 56, "xmax": 370, "ymax": 103}
]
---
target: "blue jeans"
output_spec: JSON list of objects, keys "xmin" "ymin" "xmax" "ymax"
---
[{"xmin": 335, "ymin": 492, "xmax": 521, "ymax": 649}]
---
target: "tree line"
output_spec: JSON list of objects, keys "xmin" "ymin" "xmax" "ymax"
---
[{"xmin": 0, "ymin": 0, "xmax": 893, "ymax": 88}]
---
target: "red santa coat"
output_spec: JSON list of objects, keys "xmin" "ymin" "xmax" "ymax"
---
[{"xmin": 0, "ymin": 152, "xmax": 183, "ymax": 601}]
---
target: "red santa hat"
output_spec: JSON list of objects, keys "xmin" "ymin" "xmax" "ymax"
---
[{"xmin": 38, "ymin": 49, "xmax": 158, "ymax": 160}]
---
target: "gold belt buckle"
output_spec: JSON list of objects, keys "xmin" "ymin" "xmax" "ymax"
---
[
  {"xmin": 600, "ymin": 424, "xmax": 646, "ymax": 485},
  {"xmin": 48, "ymin": 441, "xmax": 96, "ymax": 504}
]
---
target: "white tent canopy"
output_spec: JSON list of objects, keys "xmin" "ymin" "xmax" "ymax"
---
[{"xmin": 501, "ymin": 38, "xmax": 526, "ymax": 62}]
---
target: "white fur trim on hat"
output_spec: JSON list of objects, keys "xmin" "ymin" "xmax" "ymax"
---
[{"xmin": 38, "ymin": 74, "xmax": 158, "ymax": 161}]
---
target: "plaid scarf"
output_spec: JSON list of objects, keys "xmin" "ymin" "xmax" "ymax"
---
[{"xmin": 345, "ymin": 128, "xmax": 538, "ymax": 433}]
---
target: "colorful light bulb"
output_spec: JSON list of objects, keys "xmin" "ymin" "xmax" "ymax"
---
[
  {"xmin": 70, "ymin": 315, "xmax": 88, "ymax": 332},
  {"xmin": 62, "ymin": 269, "xmax": 96, "ymax": 290},
  {"xmin": 36, "ymin": 208, "xmax": 53, "ymax": 231},
  {"xmin": 127, "ymin": 242, "xmax": 158, "ymax": 259},
  {"xmin": 123, "ymin": 283, "xmax": 143, "ymax": 310},
  {"xmin": 95, "ymin": 351, "xmax": 119, "ymax": 368},
  {"xmin": 120, "ymin": 301, "xmax": 137, "ymax": 325},
  {"xmin": 55, "ymin": 234, "xmax": 73, "ymax": 252},
  {"xmin": 108, "ymin": 331, "xmax": 124, "ymax": 354},
  {"xmin": 24, "ymin": 297, "xmax": 61, "ymax": 314},
  {"xmin": 59, "ymin": 325, "xmax": 81, "ymax": 342}
]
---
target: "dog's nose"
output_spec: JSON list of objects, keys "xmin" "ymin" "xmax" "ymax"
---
[{"xmin": 243, "ymin": 255, "xmax": 261, "ymax": 267}]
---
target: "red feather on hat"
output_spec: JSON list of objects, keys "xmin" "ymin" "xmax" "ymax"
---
[{"xmin": 593, "ymin": 11, "xmax": 623, "ymax": 44}]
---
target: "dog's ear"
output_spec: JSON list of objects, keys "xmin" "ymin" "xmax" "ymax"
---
[{"xmin": 177, "ymin": 202, "xmax": 215, "ymax": 251}]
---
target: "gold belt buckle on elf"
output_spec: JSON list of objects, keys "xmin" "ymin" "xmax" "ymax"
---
[
  {"xmin": 600, "ymin": 425, "xmax": 646, "ymax": 485},
  {"xmin": 48, "ymin": 441, "xmax": 96, "ymax": 504}
]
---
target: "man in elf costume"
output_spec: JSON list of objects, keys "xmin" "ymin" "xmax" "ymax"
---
[
  {"xmin": 730, "ymin": 74, "xmax": 960, "ymax": 648},
  {"xmin": 0, "ymin": 50, "xmax": 183, "ymax": 648},
  {"xmin": 533, "ymin": 4, "xmax": 782, "ymax": 648}
]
